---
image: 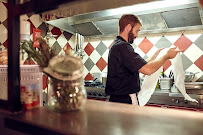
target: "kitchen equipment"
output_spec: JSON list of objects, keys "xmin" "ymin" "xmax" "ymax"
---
[
  {"xmin": 185, "ymin": 71, "xmax": 199, "ymax": 82},
  {"xmin": 169, "ymin": 70, "xmax": 174, "ymax": 79},
  {"xmin": 169, "ymin": 93, "xmax": 202, "ymax": 109},
  {"xmin": 159, "ymin": 78, "xmax": 173, "ymax": 90},
  {"xmin": 74, "ymin": 33, "xmax": 85, "ymax": 58},
  {"xmin": 185, "ymin": 82, "xmax": 203, "ymax": 90},
  {"xmin": 102, "ymin": 72, "xmax": 107, "ymax": 86},
  {"xmin": 148, "ymin": 90, "xmax": 203, "ymax": 109},
  {"xmin": 102, "ymin": 77, "xmax": 107, "ymax": 85},
  {"xmin": 86, "ymin": 87, "xmax": 109, "ymax": 100},
  {"xmin": 92, "ymin": 72, "xmax": 103, "ymax": 83},
  {"xmin": 44, "ymin": 0, "xmax": 203, "ymax": 37},
  {"xmin": 84, "ymin": 78, "xmax": 102, "ymax": 87}
]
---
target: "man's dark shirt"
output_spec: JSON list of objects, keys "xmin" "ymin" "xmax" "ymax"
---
[{"xmin": 105, "ymin": 36, "xmax": 147, "ymax": 95}]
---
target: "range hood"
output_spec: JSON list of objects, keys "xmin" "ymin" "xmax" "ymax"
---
[{"xmin": 43, "ymin": 0, "xmax": 203, "ymax": 37}]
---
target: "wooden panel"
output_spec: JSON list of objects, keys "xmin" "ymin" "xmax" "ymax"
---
[{"xmin": 2, "ymin": 100, "xmax": 203, "ymax": 135}]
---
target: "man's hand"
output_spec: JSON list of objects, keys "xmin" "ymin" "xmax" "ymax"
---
[
  {"xmin": 166, "ymin": 47, "xmax": 183, "ymax": 59},
  {"xmin": 146, "ymin": 48, "xmax": 163, "ymax": 62},
  {"xmin": 154, "ymin": 48, "xmax": 164, "ymax": 58},
  {"xmin": 139, "ymin": 47, "xmax": 183, "ymax": 75}
]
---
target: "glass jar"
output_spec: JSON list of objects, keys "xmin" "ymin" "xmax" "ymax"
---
[
  {"xmin": 48, "ymin": 77, "xmax": 86, "ymax": 112},
  {"xmin": 44, "ymin": 55, "xmax": 86, "ymax": 112}
]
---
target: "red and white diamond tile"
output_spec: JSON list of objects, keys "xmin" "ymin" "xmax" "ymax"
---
[
  {"xmin": 184, "ymin": 31, "xmax": 201, "ymax": 42},
  {"xmin": 0, "ymin": 25, "xmax": 7, "ymax": 43},
  {"xmin": 3, "ymin": 39, "xmax": 7, "ymax": 48},
  {"xmin": 103, "ymin": 66, "xmax": 108, "ymax": 73},
  {"xmin": 102, "ymin": 49, "xmax": 109, "ymax": 62},
  {"xmin": 174, "ymin": 35, "xmax": 193, "ymax": 52},
  {"xmin": 51, "ymin": 27, "xmax": 62, "ymax": 40},
  {"xmin": 108, "ymin": 41, "xmax": 114, "ymax": 49},
  {"xmin": 84, "ymin": 72, "xmax": 94, "ymax": 81},
  {"xmin": 146, "ymin": 46, "xmax": 159, "ymax": 58},
  {"xmin": 29, "ymin": 14, "xmax": 43, "ymax": 28},
  {"xmin": 90, "ymin": 65, "xmax": 101, "ymax": 73},
  {"xmin": 82, "ymin": 51, "xmax": 89, "ymax": 64},
  {"xmin": 20, "ymin": 14, "xmax": 29, "ymax": 21},
  {"xmin": 68, "ymin": 35, "xmax": 77, "ymax": 49},
  {"xmin": 147, "ymin": 36, "xmax": 162, "ymax": 45},
  {"xmin": 184, "ymin": 44, "xmax": 203, "ymax": 62},
  {"xmin": 134, "ymin": 37, "xmax": 144, "ymax": 46},
  {"xmin": 194, "ymin": 55, "xmax": 203, "ymax": 71},
  {"xmin": 103, "ymin": 39, "xmax": 114, "ymax": 48},
  {"xmin": 27, "ymin": 19, "xmax": 36, "ymax": 34},
  {"xmin": 57, "ymin": 34, "xmax": 68, "ymax": 48},
  {"xmin": 138, "ymin": 37, "xmax": 154, "ymax": 54},
  {"xmin": 63, "ymin": 42, "xmax": 72, "ymax": 53},
  {"xmin": 164, "ymin": 34, "xmax": 180, "ymax": 45},
  {"xmin": 90, "ymin": 40, "xmax": 100, "ymax": 48},
  {"xmin": 84, "ymin": 42, "xmax": 94, "ymax": 56},
  {"xmin": 89, "ymin": 50, "xmax": 101, "ymax": 64},
  {"xmin": 83, "ymin": 66, "xmax": 89, "ymax": 80},
  {"xmin": 82, "ymin": 41, "xmax": 88, "ymax": 48},
  {"xmin": 134, "ymin": 47, "xmax": 146, "ymax": 58},
  {"xmin": 96, "ymin": 57, "xmax": 107, "ymax": 72},
  {"xmin": 0, "ymin": 2, "xmax": 7, "ymax": 22},
  {"xmin": 163, "ymin": 59, "xmax": 172, "ymax": 72}
]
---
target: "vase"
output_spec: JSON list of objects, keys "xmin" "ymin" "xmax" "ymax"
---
[{"xmin": 47, "ymin": 77, "xmax": 87, "ymax": 112}]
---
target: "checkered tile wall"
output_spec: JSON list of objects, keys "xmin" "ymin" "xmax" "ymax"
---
[
  {"xmin": 0, "ymin": 2, "xmax": 75, "ymax": 90},
  {"xmin": 83, "ymin": 32, "xmax": 203, "ymax": 82},
  {"xmin": 0, "ymin": 1, "xmax": 203, "ymax": 91}
]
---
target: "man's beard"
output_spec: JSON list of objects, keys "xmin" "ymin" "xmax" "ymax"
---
[{"xmin": 128, "ymin": 29, "xmax": 136, "ymax": 44}]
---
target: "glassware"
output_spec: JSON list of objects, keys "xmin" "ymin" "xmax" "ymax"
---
[
  {"xmin": 44, "ymin": 55, "xmax": 86, "ymax": 112},
  {"xmin": 48, "ymin": 77, "xmax": 86, "ymax": 112}
]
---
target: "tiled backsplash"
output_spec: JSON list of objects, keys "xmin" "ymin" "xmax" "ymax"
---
[
  {"xmin": 0, "ymin": 1, "xmax": 202, "ymax": 91},
  {"xmin": 82, "ymin": 32, "xmax": 203, "ymax": 82}
]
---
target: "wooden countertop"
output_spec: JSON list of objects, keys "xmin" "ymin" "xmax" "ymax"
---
[{"xmin": 2, "ymin": 99, "xmax": 203, "ymax": 135}]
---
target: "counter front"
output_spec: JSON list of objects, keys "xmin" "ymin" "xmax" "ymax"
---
[{"xmin": 1, "ymin": 99, "xmax": 203, "ymax": 135}]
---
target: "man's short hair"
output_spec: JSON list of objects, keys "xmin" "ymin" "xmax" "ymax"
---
[{"xmin": 119, "ymin": 14, "xmax": 142, "ymax": 33}]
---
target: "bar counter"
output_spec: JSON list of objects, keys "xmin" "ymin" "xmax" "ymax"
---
[{"xmin": 1, "ymin": 99, "xmax": 203, "ymax": 135}]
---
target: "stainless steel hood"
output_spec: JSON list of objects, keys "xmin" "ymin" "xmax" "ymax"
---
[{"xmin": 44, "ymin": 0, "xmax": 203, "ymax": 37}]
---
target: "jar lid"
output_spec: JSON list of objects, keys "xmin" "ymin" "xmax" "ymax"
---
[{"xmin": 43, "ymin": 55, "xmax": 84, "ymax": 81}]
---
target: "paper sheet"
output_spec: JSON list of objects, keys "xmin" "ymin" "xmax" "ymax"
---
[{"xmin": 137, "ymin": 48, "xmax": 198, "ymax": 106}]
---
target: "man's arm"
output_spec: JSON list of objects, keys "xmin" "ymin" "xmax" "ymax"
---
[
  {"xmin": 146, "ymin": 48, "xmax": 163, "ymax": 62},
  {"xmin": 139, "ymin": 47, "xmax": 182, "ymax": 75}
]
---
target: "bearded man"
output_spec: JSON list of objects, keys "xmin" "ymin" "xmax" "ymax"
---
[{"xmin": 105, "ymin": 14, "xmax": 182, "ymax": 105}]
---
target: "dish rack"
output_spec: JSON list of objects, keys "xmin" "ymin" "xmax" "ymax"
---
[{"xmin": 0, "ymin": 65, "xmax": 43, "ymax": 108}]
